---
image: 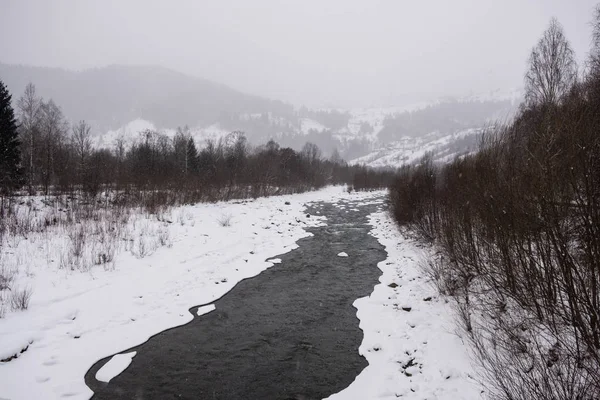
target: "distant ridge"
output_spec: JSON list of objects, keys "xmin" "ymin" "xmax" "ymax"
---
[{"xmin": 0, "ymin": 62, "xmax": 293, "ymax": 132}]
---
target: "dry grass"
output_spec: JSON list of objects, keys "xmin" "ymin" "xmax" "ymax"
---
[
  {"xmin": 217, "ymin": 213, "xmax": 232, "ymax": 227},
  {"xmin": 9, "ymin": 286, "xmax": 32, "ymax": 311}
]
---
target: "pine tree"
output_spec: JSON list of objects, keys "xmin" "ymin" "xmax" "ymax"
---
[
  {"xmin": 186, "ymin": 137, "xmax": 199, "ymax": 174},
  {"xmin": 0, "ymin": 80, "xmax": 23, "ymax": 194}
]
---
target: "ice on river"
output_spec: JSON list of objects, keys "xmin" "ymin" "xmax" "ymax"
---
[{"xmin": 326, "ymin": 211, "xmax": 482, "ymax": 400}]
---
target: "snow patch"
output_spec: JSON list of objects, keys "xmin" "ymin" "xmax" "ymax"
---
[
  {"xmin": 337, "ymin": 252, "xmax": 349, "ymax": 257},
  {"xmin": 93, "ymin": 120, "xmax": 231, "ymax": 150},
  {"xmin": 196, "ymin": 304, "xmax": 216, "ymax": 316},
  {"xmin": 326, "ymin": 210, "xmax": 483, "ymax": 400},
  {"xmin": 95, "ymin": 351, "xmax": 136, "ymax": 383},
  {"xmin": 299, "ymin": 118, "xmax": 327, "ymax": 135}
]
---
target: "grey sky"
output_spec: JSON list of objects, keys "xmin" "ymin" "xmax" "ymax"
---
[{"xmin": 0, "ymin": 0, "xmax": 596, "ymax": 108}]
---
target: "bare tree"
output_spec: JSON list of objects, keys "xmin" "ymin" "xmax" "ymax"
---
[
  {"xmin": 16, "ymin": 83, "xmax": 42, "ymax": 191},
  {"xmin": 525, "ymin": 18, "xmax": 577, "ymax": 106},
  {"xmin": 591, "ymin": 5, "xmax": 600, "ymax": 76},
  {"xmin": 301, "ymin": 142, "xmax": 321, "ymax": 166},
  {"xmin": 39, "ymin": 99, "xmax": 68, "ymax": 193},
  {"xmin": 224, "ymin": 131, "xmax": 248, "ymax": 188},
  {"xmin": 71, "ymin": 120, "xmax": 92, "ymax": 188}
]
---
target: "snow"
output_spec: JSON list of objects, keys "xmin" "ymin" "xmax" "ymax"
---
[
  {"xmin": 337, "ymin": 252, "xmax": 349, "ymax": 257},
  {"xmin": 326, "ymin": 210, "xmax": 483, "ymax": 400},
  {"xmin": 93, "ymin": 119, "xmax": 231, "ymax": 150},
  {"xmin": 300, "ymin": 118, "xmax": 327, "ymax": 134},
  {"xmin": 196, "ymin": 304, "xmax": 216, "ymax": 316},
  {"xmin": 1, "ymin": 187, "xmax": 370, "ymax": 400},
  {"xmin": 266, "ymin": 258, "xmax": 282, "ymax": 264},
  {"xmin": 95, "ymin": 352, "xmax": 136, "ymax": 383},
  {"xmin": 93, "ymin": 118, "xmax": 155, "ymax": 149},
  {"xmin": 195, "ymin": 123, "xmax": 231, "ymax": 143},
  {"xmin": 460, "ymin": 87, "xmax": 523, "ymax": 104}
]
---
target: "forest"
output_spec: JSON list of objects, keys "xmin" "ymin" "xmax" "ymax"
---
[{"xmin": 390, "ymin": 14, "xmax": 600, "ymax": 399}]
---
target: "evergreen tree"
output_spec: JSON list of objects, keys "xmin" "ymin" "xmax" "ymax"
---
[
  {"xmin": 0, "ymin": 80, "xmax": 23, "ymax": 193},
  {"xmin": 186, "ymin": 137, "xmax": 199, "ymax": 174}
]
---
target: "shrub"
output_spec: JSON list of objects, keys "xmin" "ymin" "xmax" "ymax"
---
[
  {"xmin": 10, "ymin": 286, "xmax": 32, "ymax": 311},
  {"xmin": 217, "ymin": 214, "xmax": 232, "ymax": 227}
]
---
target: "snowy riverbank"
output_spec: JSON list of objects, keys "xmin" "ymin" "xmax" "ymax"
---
[{"xmin": 327, "ymin": 210, "xmax": 483, "ymax": 400}]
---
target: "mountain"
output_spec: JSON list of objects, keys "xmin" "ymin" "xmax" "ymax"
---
[
  {"xmin": 0, "ymin": 63, "xmax": 521, "ymax": 167},
  {"xmin": 0, "ymin": 63, "xmax": 294, "ymax": 132},
  {"xmin": 347, "ymin": 95, "xmax": 520, "ymax": 167}
]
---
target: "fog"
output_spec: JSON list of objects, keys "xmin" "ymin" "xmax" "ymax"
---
[{"xmin": 0, "ymin": 0, "xmax": 596, "ymax": 108}]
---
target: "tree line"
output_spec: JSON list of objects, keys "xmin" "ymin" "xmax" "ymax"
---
[
  {"xmin": 0, "ymin": 81, "xmax": 393, "ymax": 211},
  {"xmin": 390, "ymin": 14, "xmax": 600, "ymax": 399}
]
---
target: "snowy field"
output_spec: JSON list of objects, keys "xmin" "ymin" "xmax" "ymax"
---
[
  {"xmin": 328, "ymin": 210, "xmax": 482, "ymax": 400},
  {"xmin": 0, "ymin": 187, "xmax": 481, "ymax": 400}
]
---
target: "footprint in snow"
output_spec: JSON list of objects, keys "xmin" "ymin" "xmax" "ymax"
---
[{"xmin": 43, "ymin": 356, "xmax": 59, "ymax": 366}]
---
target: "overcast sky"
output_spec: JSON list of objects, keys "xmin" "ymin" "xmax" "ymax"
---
[{"xmin": 0, "ymin": 0, "xmax": 596, "ymax": 108}]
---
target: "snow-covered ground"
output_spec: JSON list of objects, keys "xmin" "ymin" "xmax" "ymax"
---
[{"xmin": 328, "ymin": 210, "xmax": 482, "ymax": 400}]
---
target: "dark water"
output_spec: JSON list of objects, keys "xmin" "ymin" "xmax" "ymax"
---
[{"xmin": 85, "ymin": 197, "xmax": 386, "ymax": 400}]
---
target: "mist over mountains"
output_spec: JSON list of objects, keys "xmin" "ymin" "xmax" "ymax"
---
[
  {"xmin": 0, "ymin": 63, "xmax": 293, "ymax": 130},
  {"xmin": 0, "ymin": 62, "xmax": 521, "ymax": 167}
]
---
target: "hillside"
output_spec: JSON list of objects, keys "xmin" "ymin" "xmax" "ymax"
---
[
  {"xmin": 0, "ymin": 63, "xmax": 293, "ymax": 132},
  {"xmin": 349, "ymin": 127, "xmax": 487, "ymax": 167}
]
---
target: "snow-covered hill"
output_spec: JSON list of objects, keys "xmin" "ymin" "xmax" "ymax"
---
[
  {"xmin": 94, "ymin": 89, "xmax": 520, "ymax": 168},
  {"xmin": 93, "ymin": 119, "xmax": 231, "ymax": 149},
  {"xmin": 350, "ymin": 128, "xmax": 486, "ymax": 168}
]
